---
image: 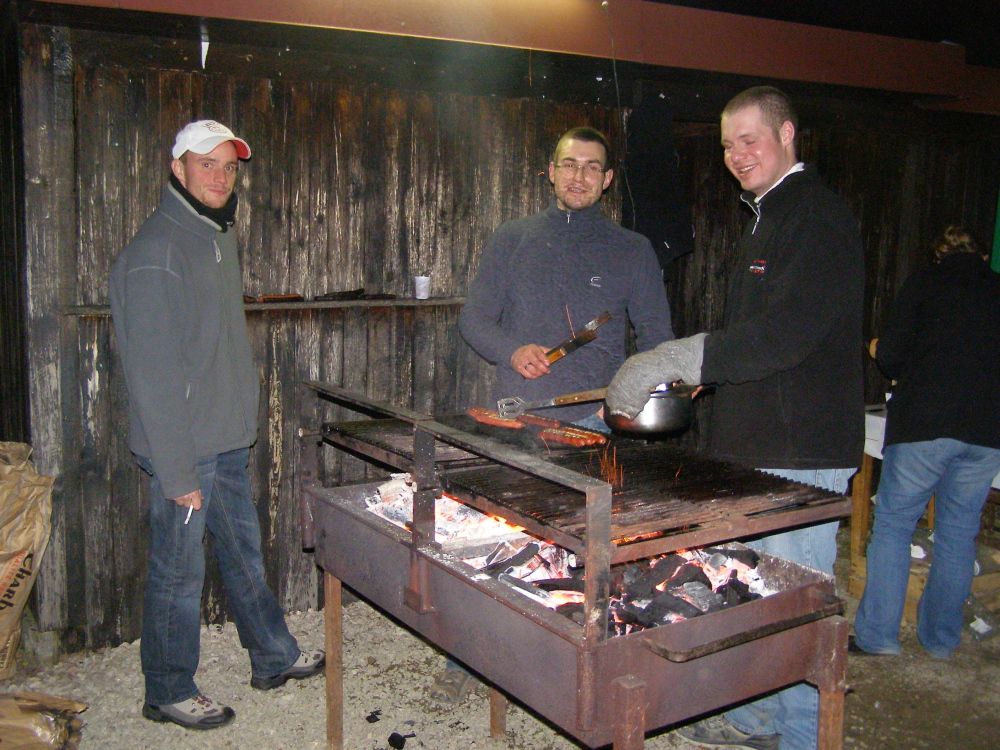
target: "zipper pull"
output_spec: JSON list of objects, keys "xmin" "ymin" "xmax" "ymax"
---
[{"xmin": 215, "ymin": 242, "xmax": 221, "ymax": 263}]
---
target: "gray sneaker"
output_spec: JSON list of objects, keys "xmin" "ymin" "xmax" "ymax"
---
[
  {"xmin": 250, "ymin": 649, "xmax": 326, "ymax": 690},
  {"xmin": 675, "ymin": 715, "xmax": 780, "ymax": 750},
  {"xmin": 142, "ymin": 693, "xmax": 235, "ymax": 730}
]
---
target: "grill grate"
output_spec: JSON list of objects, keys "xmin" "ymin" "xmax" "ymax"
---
[
  {"xmin": 324, "ymin": 417, "xmax": 845, "ymax": 551},
  {"xmin": 439, "ymin": 443, "xmax": 840, "ymax": 544}
]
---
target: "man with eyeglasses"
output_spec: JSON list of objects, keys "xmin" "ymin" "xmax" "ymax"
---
[
  {"xmin": 428, "ymin": 127, "xmax": 673, "ymax": 704},
  {"xmin": 458, "ymin": 126, "xmax": 673, "ymax": 435}
]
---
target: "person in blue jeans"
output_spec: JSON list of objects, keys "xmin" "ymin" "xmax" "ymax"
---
[
  {"xmin": 854, "ymin": 227, "xmax": 1000, "ymax": 659},
  {"xmin": 608, "ymin": 86, "xmax": 865, "ymax": 750},
  {"xmin": 110, "ymin": 121, "xmax": 324, "ymax": 730},
  {"xmin": 443, "ymin": 126, "xmax": 674, "ymax": 705}
]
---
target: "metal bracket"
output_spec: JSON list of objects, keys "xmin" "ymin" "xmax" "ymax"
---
[{"xmin": 403, "ymin": 551, "xmax": 435, "ymax": 614}]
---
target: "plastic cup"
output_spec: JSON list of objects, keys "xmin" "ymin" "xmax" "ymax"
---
[{"xmin": 414, "ymin": 275, "xmax": 430, "ymax": 299}]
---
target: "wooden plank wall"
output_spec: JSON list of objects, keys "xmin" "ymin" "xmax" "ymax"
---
[
  {"xmin": 19, "ymin": 21, "xmax": 1000, "ymax": 650},
  {"xmin": 20, "ymin": 23, "xmax": 622, "ymax": 647},
  {"xmin": 0, "ymin": 1, "xmax": 30, "ymax": 443}
]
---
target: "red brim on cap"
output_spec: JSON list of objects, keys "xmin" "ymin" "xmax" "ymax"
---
[
  {"xmin": 230, "ymin": 138, "xmax": 251, "ymax": 160},
  {"xmin": 186, "ymin": 136, "xmax": 252, "ymax": 160}
]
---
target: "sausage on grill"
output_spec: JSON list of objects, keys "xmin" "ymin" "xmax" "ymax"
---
[{"xmin": 468, "ymin": 407, "xmax": 524, "ymax": 429}]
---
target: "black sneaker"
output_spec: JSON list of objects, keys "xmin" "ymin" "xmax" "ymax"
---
[
  {"xmin": 250, "ymin": 649, "xmax": 326, "ymax": 690},
  {"xmin": 142, "ymin": 693, "xmax": 235, "ymax": 730},
  {"xmin": 675, "ymin": 715, "xmax": 780, "ymax": 750}
]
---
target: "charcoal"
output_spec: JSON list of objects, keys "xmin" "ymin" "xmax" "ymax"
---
[
  {"xmin": 482, "ymin": 542, "xmax": 539, "ymax": 576},
  {"xmin": 365, "ymin": 710, "xmax": 382, "ymax": 723},
  {"xmin": 534, "ymin": 578, "xmax": 586, "ymax": 593},
  {"xmin": 624, "ymin": 554, "xmax": 686, "ymax": 599},
  {"xmin": 665, "ymin": 562, "xmax": 712, "ymax": 590},
  {"xmin": 649, "ymin": 554, "xmax": 686, "ymax": 583},
  {"xmin": 483, "ymin": 543, "xmax": 508, "ymax": 567},
  {"xmin": 620, "ymin": 602, "xmax": 658, "ymax": 628},
  {"xmin": 705, "ymin": 546, "xmax": 760, "ymax": 568},
  {"xmin": 707, "ymin": 552, "xmax": 729, "ymax": 568},
  {"xmin": 637, "ymin": 591, "xmax": 702, "ymax": 624},
  {"xmin": 719, "ymin": 571, "xmax": 757, "ymax": 604},
  {"xmin": 679, "ymin": 581, "xmax": 725, "ymax": 613},
  {"xmin": 388, "ymin": 731, "xmax": 416, "ymax": 749},
  {"xmin": 613, "ymin": 563, "xmax": 640, "ymax": 589}
]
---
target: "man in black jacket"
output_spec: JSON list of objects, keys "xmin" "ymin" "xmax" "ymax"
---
[
  {"xmin": 854, "ymin": 227, "xmax": 1000, "ymax": 658},
  {"xmin": 607, "ymin": 87, "xmax": 865, "ymax": 750}
]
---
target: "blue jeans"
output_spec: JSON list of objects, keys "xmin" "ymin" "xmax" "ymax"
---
[
  {"xmin": 854, "ymin": 439, "xmax": 1000, "ymax": 658},
  {"xmin": 726, "ymin": 468, "xmax": 854, "ymax": 750},
  {"xmin": 138, "ymin": 448, "xmax": 300, "ymax": 705}
]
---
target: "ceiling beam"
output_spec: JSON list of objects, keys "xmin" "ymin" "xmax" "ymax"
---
[{"xmin": 32, "ymin": 0, "xmax": 1000, "ymax": 115}]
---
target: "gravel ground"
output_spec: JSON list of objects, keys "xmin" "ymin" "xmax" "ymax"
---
[
  {"xmin": 4, "ymin": 527, "xmax": 998, "ymax": 749},
  {"xmin": 2, "ymin": 603, "xmax": 696, "ymax": 750}
]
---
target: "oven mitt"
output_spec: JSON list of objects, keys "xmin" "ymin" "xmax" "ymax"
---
[{"xmin": 605, "ymin": 333, "xmax": 707, "ymax": 419}]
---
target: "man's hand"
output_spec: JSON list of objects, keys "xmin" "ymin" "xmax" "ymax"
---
[
  {"xmin": 172, "ymin": 489, "xmax": 203, "ymax": 511},
  {"xmin": 606, "ymin": 333, "xmax": 708, "ymax": 419},
  {"xmin": 511, "ymin": 344, "xmax": 551, "ymax": 380}
]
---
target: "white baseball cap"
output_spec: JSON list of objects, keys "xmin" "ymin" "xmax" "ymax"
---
[{"xmin": 172, "ymin": 120, "xmax": 251, "ymax": 160}]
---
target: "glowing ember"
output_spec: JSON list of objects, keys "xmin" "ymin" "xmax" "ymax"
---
[
  {"xmin": 589, "ymin": 445, "xmax": 624, "ymax": 487},
  {"xmin": 366, "ymin": 473, "xmax": 773, "ymax": 637}
]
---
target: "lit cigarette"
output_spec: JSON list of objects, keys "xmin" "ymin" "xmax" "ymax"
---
[{"xmin": 184, "ymin": 505, "xmax": 194, "ymax": 525}]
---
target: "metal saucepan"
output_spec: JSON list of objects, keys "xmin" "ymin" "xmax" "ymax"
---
[
  {"xmin": 497, "ymin": 383, "xmax": 701, "ymax": 435},
  {"xmin": 603, "ymin": 384, "xmax": 698, "ymax": 435}
]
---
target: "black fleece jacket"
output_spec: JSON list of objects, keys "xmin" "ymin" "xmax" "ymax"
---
[
  {"xmin": 701, "ymin": 167, "xmax": 865, "ymax": 469},
  {"xmin": 878, "ymin": 253, "xmax": 1000, "ymax": 450}
]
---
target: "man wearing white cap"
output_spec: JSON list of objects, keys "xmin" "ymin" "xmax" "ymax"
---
[{"xmin": 109, "ymin": 120, "xmax": 324, "ymax": 730}]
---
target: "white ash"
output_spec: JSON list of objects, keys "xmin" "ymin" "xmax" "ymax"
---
[
  {"xmin": 366, "ymin": 474, "xmax": 527, "ymax": 551},
  {"xmin": 3, "ymin": 604, "xmax": 700, "ymax": 750}
]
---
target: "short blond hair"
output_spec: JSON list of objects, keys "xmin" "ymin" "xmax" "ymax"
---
[{"xmin": 722, "ymin": 86, "xmax": 798, "ymax": 140}]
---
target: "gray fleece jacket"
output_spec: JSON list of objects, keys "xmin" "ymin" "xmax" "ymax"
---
[
  {"xmin": 109, "ymin": 183, "xmax": 258, "ymax": 498},
  {"xmin": 459, "ymin": 201, "xmax": 674, "ymax": 422}
]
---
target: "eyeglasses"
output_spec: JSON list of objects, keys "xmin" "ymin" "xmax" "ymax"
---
[{"xmin": 554, "ymin": 163, "xmax": 606, "ymax": 178}]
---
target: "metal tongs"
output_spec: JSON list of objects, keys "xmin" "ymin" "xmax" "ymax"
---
[
  {"xmin": 497, "ymin": 388, "xmax": 608, "ymax": 420},
  {"xmin": 543, "ymin": 311, "xmax": 611, "ymax": 364}
]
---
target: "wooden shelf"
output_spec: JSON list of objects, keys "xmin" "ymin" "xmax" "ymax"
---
[{"xmin": 64, "ymin": 297, "xmax": 467, "ymax": 317}]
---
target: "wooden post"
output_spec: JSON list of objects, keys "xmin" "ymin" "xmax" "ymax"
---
[
  {"xmin": 489, "ymin": 687, "xmax": 507, "ymax": 738},
  {"xmin": 848, "ymin": 452, "xmax": 874, "ymax": 598},
  {"xmin": 325, "ymin": 572, "xmax": 343, "ymax": 750}
]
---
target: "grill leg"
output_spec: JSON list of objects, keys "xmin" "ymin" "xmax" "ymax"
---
[
  {"xmin": 813, "ymin": 617, "xmax": 848, "ymax": 750},
  {"xmin": 325, "ymin": 572, "xmax": 343, "ymax": 750},
  {"xmin": 612, "ymin": 675, "xmax": 646, "ymax": 750},
  {"xmin": 489, "ymin": 687, "xmax": 507, "ymax": 738},
  {"xmin": 818, "ymin": 689, "xmax": 845, "ymax": 750}
]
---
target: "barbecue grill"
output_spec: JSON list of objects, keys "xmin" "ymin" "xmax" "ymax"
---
[{"xmin": 300, "ymin": 382, "xmax": 851, "ymax": 750}]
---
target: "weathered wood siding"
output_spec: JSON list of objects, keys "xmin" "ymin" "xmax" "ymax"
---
[
  {"xmin": 17, "ymin": 21, "xmax": 1000, "ymax": 650},
  {"xmin": 20, "ymin": 23, "xmax": 622, "ymax": 647}
]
